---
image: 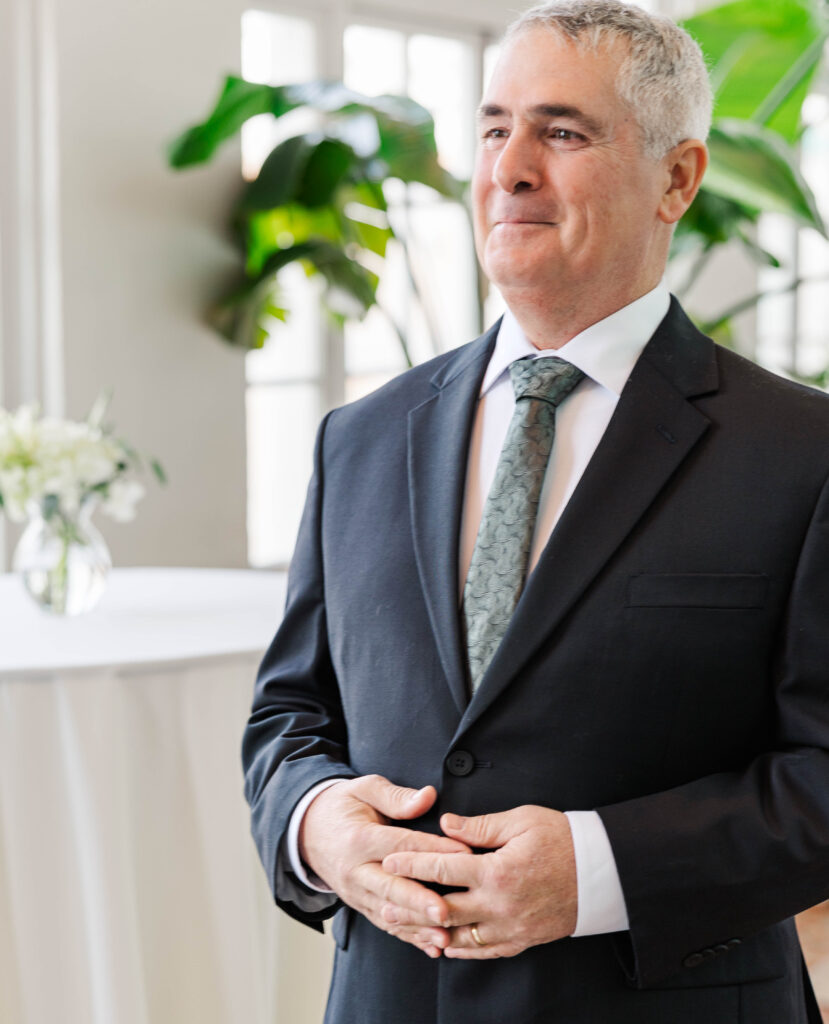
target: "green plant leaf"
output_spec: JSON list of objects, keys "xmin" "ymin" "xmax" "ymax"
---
[
  {"xmin": 292, "ymin": 239, "xmax": 378, "ymax": 315},
  {"xmin": 207, "ymin": 239, "xmax": 377, "ymax": 349},
  {"xmin": 241, "ymin": 134, "xmax": 359, "ymax": 213},
  {"xmin": 168, "ymin": 77, "xmax": 465, "ymax": 199},
  {"xmin": 240, "ymin": 135, "xmax": 314, "ymax": 211},
  {"xmin": 344, "ymin": 215, "xmax": 392, "ymax": 258},
  {"xmin": 296, "ymin": 138, "xmax": 356, "ymax": 207},
  {"xmin": 733, "ymin": 227, "xmax": 782, "ymax": 268},
  {"xmin": 675, "ymin": 186, "xmax": 758, "ymax": 252},
  {"xmin": 247, "ymin": 204, "xmax": 345, "ymax": 274},
  {"xmin": 167, "ymin": 77, "xmax": 274, "ymax": 167},
  {"xmin": 681, "ymin": 0, "xmax": 828, "ymax": 142},
  {"xmin": 150, "ymin": 459, "xmax": 168, "ymax": 485},
  {"xmin": 704, "ymin": 119, "xmax": 826, "ymax": 234}
]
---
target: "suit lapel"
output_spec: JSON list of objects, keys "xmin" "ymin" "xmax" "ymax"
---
[
  {"xmin": 408, "ymin": 325, "xmax": 498, "ymax": 714},
  {"xmin": 457, "ymin": 300, "xmax": 720, "ymax": 732}
]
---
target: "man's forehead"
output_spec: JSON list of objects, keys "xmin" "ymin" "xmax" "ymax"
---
[{"xmin": 479, "ymin": 30, "xmax": 627, "ymax": 126}]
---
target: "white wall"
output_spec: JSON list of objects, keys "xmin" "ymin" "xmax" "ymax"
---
[{"xmin": 56, "ymin": 0, "xmax": 255, "ymax": 568}]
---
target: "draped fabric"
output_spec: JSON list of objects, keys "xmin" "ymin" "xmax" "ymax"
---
[{"xmin": 0, "ymin": 569, "xmax": 332, "ymax": 1024}]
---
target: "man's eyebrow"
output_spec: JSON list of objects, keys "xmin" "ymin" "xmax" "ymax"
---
[{"xmin": 476, "ymin": 102, "xmax": 603, "ymax": 136}]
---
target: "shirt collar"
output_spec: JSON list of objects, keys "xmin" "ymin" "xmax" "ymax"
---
[{"xmin": 480, "ymin": 282, "xmax": 671, "ymax": 398}]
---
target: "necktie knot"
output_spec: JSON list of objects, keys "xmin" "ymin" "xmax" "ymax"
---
[{"xmin": 509, "ymin": 357, "xmax": 585, "ymax": 407}]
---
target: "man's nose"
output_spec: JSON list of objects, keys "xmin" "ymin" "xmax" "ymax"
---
[{"xmin": 492, "ymin": 136, "xmax": 543, "ymax": 193}]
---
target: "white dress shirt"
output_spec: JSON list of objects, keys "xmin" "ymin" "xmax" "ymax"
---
[{"xmin": 284, "ymin": 282, "xmax": 672, "ymax": 937}]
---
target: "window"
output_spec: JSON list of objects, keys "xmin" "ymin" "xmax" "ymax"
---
[
  {"xmin": 341, "ymin": 23, "xmax": 481, "ymax": 402},
  {"xmin": 242, "ymin": 10, "xmax": 325, "ymax": 568},
  {"xmin": 242, "ymin": 6, "xmax": 498, "ymax": 567}
]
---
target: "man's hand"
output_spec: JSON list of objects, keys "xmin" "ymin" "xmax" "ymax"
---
[
  {"xmin": 299, "ymin": 775, "xmax": 471, "ymax": 958},
  {"xmin": 381, "ymin": 805, "xmax": 578, "ymax": 959}
]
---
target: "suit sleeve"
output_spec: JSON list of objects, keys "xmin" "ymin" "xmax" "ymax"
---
[
  {"xmin": 241, "ymin": 411, "xmax": 357, "ymax": 929},
  {"xmin": 597, "ymin": 468, "xmax": 829, "ymax": 987}
]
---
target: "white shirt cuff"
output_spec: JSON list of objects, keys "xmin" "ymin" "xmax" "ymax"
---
[
  {"xmin": 564, "ymin": 809, "xmax": 629, "ymax": 936},
  {"xmin": 286, "ymin": 778, "xmax": 347, "ymax": 892}
]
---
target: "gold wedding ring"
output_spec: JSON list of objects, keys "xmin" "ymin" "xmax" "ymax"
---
[{"xmin": 470, "ymin": 924, "xmax": 486, "ymax": 948}]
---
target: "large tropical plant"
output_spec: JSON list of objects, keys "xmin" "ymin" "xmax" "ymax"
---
[
  {"xmin": 674, "ymin": 0, "xmax": 828, "ymax": 332},
  {"xmin": 168, "ymin": 80, "xmax": 464, "ymax": 359}
]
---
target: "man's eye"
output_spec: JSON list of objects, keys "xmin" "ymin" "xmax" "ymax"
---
[
  {"xmin": 550, "ymin": 128, "xmax": 582, "ymax": 142},
  {"xmin": 483, "ymin": 127, "xmax": 508, "ymax": 140}
]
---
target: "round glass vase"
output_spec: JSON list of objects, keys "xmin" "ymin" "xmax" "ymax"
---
[{"xmin": 13, "ymin": 499, "xmax": 112, "ymax": 615}]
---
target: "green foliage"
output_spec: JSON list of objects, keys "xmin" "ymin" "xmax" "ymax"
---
[
  {"xmin": 673, "ymin": 0, "xmax": 828, "ymax": 320},
  {"xmin": 704, "ymin": 120, "xmax": 825, "ymax": 232},
  {"xmin": 682, "ymin": 0, "xmax": 827, "ymax": 142},
  {"xmin": 168, "ymin": 78, "xmax": 463, "ymax": 349}
]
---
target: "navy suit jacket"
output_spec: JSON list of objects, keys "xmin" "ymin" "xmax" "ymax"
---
[{"xmin": 243, "ymin": 299, "xmax": 829, "ymax": 1024}]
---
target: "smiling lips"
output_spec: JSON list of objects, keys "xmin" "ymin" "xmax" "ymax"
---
[{"xmin": 494, "ymin": 218, "xmax": 557, "ymax": 227}]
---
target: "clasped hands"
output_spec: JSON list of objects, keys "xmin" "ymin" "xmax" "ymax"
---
[{"xmin": 298, "ymin": 774, "xmax": 578, "ymax": 960}]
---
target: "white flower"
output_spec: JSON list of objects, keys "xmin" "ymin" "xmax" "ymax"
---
[
  {"xmin": 100, "ymin": 478, "xmax": 145, "ymax": 522},
  {"xmin": 0, "ymin": 396, "xmax": 159, "ymax": 525}
]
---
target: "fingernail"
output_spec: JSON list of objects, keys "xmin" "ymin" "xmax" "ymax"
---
[
  {"xmin": 428, "ymin": 904, "xmax": 443, "ymax": 924},
  {"xmin": 386, "ymin": 858, "xmax": 399, "ymax": 874},
  {"xmin": 408, "ymin": 787, "xmax": 426, "ymax": 801},
  {"xmin": 444, "ymin": 814, "xmax": 465, "ymax": 829}
]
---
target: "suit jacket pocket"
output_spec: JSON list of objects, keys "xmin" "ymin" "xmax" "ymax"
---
[{"xmin": 627, "ymin": 573, "xmax": 768, "ymax": 609}]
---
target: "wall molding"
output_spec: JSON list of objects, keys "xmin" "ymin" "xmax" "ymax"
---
[{"xmin": 0, "ymin": 0, "xmax": 64, "ymax": 570}]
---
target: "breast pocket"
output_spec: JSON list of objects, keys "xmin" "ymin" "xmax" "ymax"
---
[{"xmin": 627, "ymin": 573, "xmax": 769, "ymax": 609}]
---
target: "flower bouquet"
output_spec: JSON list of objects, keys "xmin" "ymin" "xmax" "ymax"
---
[{"xmin": 0, "ymin": 392, "xmax": 164, "ymax": 614}]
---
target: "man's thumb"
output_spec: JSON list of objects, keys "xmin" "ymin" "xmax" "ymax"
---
[{"xmin": 357, "ymin": 775, "xmax": 436, "ymax": 819}]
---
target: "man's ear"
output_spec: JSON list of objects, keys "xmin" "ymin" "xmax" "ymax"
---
[{"xmin": 658, "ymin": 140, "xmax": 708, "ymax": 225}]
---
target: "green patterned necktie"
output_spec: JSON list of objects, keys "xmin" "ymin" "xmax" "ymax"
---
[{"xmin": 463, "ymin": 356, "xmax": 585, "ymax": 693}]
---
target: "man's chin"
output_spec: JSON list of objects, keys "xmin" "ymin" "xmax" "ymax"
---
[
  {"xmin": 485, "ymin": 266, "xmax": 562, "ymax": 295},
  {"xmin": 483, "ymin": 248, "xmax": 565, "ymax": 293}
]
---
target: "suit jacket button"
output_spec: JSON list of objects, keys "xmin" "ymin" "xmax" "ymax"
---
[
  {"xmin": 714, "ymin": 944, "xmax": 730, "ymax": 956},
  {"xmin": 446, "ymin": 750, "xmax": 475, "ymax": 776},
  {"xmin": 727, "ymin": 938, "xmax": 742, "ymax": 949},
  {"xmin": 683, "ymin": 953, "xmax": 705, "ymax": 968}
]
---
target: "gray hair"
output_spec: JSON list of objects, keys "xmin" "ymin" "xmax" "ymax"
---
[{"xmin": 505, "ymin": 0, "xmax": 712, "ymax": 158}]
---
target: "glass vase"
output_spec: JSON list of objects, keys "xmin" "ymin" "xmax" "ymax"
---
[{"xmin": 13, "ymin": 500, "xmax": 112, "ymax": 615}]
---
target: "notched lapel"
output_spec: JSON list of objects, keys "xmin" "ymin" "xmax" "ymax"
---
[
  {"xmin": 408, "ymin": 328, "xmax": 497, "ymax": 714},
  {"xmin": 459, "ymin": 301, "xmax": 720, "ymax": 731}
]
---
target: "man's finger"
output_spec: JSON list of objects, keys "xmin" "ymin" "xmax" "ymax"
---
[
  {"xmin": 351, "ymin": 775, "xmax": 437, "ymax": 821},
  {"xmin": 440, "ymin": 808, "xmax": 530, "ymax": 848},
  {"xmin": 380, "ymin": 903, "xmax": 451, "ymax": 945},
  {"xmin": 383, "ymin": 850, "xmax": 482, "ymax": 888},
  {"xmin": 364, "ymin": 823, "xmax": 469, "ymax": 862},
  {"xmin": 357, "ymin": 862, "xmax": 451, "ymax": 925}
]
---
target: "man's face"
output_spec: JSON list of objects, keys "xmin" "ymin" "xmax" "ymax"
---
[{"xmin": 472, "ymin": 28, "xmax": 670, "ymax": 298}]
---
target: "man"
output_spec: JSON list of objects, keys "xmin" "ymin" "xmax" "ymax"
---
[{"xmin": 242, "ymin": 2, "xmax": 829, "ymax": 1021}]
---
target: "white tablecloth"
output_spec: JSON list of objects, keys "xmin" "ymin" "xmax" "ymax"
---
[{"xmin": 0, "ymin": 568, "xmax": 333, "ymax": 1024}]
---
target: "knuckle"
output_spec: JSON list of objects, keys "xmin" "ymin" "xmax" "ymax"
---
[
  {"xmin": 464, "ymin": 815, "xmax": 484, "ymax": 842},
  {"xmin": 488, "ymin": 862, "xmax": 509, "ymax": 889},
  {"xmin": 341, "ymin": 827, "xmax": 363, "ymax": 862},
  {"xmin": 392, "ymin": 832, "xmax": 415, "ymax": 854}
]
